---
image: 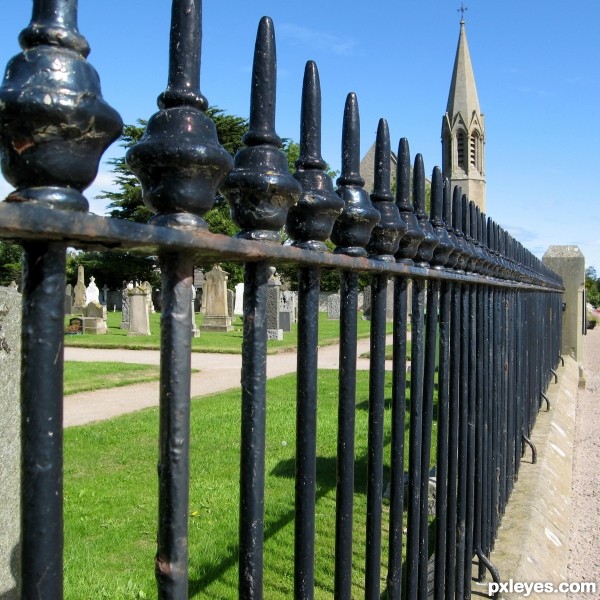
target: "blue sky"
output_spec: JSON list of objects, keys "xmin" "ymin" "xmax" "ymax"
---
[{"xmin": 1, "ymin": 2, "xmax": 599, "ymax": 272}]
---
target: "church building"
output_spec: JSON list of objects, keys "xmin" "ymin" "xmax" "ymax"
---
[{"xmin": 441, "ymin": 16, "xmax": 486, "ymax": 212}]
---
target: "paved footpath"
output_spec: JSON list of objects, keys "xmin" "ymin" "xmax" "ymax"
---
[{"xmin": 64, "ymin": 336, "xmax": 393, "ymax": 427}]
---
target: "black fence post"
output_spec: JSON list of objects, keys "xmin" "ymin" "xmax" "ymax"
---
[{"xmin": 0, "ymin": 2, "xmax": 122, "ymax": 597}]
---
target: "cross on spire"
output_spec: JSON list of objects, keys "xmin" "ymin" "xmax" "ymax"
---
[{"xmin": 458, "ymin": 3, "xmax": 468, "ymax": 21}]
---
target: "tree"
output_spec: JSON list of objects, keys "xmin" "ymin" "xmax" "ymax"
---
[
  {"xmin": 0, "ymin": 241, "xmax": 22, "ymax": 286},
  {"xmin": 585, "ymin": 266, "xmax": 600, "ymax": 307}
]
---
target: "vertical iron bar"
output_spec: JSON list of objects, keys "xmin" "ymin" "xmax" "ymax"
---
[
  {"xmin": 445, "ymin": 281, "xmax": 461, "ymax": 600},
  {"xmin": 387, "ymin": 277, "xmax": 409, "ymax": 599},
  {"xmin": 20, "ymin": 242, "xmax": 66, "ymax": 599},
  {"xmin": 463, "ymin": 283, "xmax": 477, "ymax": 599},
  {"xmin": 434, "ymin": 280, "xmax": 451, "ymax": 600},
  {"xmin": 239, "ymin": 262, "xmax": 270, "ymax": 599},
  {"xmin": 156, "ymin": 252, "xmax": 194, "ymax": 598},
  {"xmin": 365, "ymin": 274, "xmax": 388, "ymax": 599},
  {"xmin": 455, "ymin": 281, "xmax": 469, "ymax": 599},
  {"xmin": 419, "ymin": 280, "xmax": 439, "ymax": 600},
  {"xmin": 335, "ymin": 271, "xmax": 359, "ymax": 599},
  {"xmin": 295, "ymin": 267, "xmax": 321, "ymax": 599},
  {"xmin": 406, "ymin": 277, "xmax": 426, "ymax": 599}
]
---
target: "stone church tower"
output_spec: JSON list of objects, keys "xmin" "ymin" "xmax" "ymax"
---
[{"xmin": 442, "ymin": 17, "xmax": 486, "ymax": 212}]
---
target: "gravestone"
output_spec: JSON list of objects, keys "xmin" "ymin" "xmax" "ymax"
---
[
  {"xmin": 200, "ymin": 265, "xmax": 232, "ymax": 332},
  {"xmin": 227, "ymin": 289, "xmax": 235, "ymax": 320},
  {"xmin": 234, "ymin": 282, "xmax": 244, "ymax": 316},
  {"xmin": 140, "ymin": 281, "xmax": 154, "ymax": 314},
  {"xmin": 0, "ymin": 285, "xmax": 21, "ymax": 598},
  {"xmin": 72, "ymin": 265, "xmax": 86, "ymax": 314},
  {"xmin": 191, "ymin": 286, "xmax": 199, "ymax": 338},
  {"xmin": 279, "ymin": 311, "xmax": 292, "ymax": 332},
  {"xmin": 362, "ymin": 286, "xmax": 372, "ymax": 320},
  {"xmin": 267, "ymin": 267, "xmax": 283, "ymax": 340},
  {"xmin": 128, "ymin": 285, "xmax": 150, "ymax": 336},
  {"xmin": 101, "ymin": 284, "xmax": 109, "ymax": 306},
  {"xmin": 280, "ymin": 291, "xmax": 297, "ymax": 324},
  {"xmin": 64, "ymin": 283, "xmax": 73, "ymax": 315},
  {"xmin": 83, "ymin": 303, "xmax": 107, "ymax": 334},
  {"xmin": 120, "ymin": 282, "xmax": 131, "ymax": 329},
  {"xmin": 327, "ymin": 294, "xmax": 341, "ymax": 320},
  {"xmin": 85, "ymin": 275, "xmax": 100, "ymax": 305},
  {"xmin": 386, "ymin": 278, "xmax": 394, "ymax": 322}
]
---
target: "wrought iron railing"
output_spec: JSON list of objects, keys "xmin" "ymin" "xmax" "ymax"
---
[{"xmin": 0, "ymin": 2, "xmax": 562, "ymax": 599}]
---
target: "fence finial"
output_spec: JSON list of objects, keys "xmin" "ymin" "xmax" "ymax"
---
[
  {"xmin": 286, "ymin": 61, "xmax": 344, "ymax": 251},
  {"xmin": 366, "ymin": 118, "xmax": 404, "ymax": 261},
  {"xmin": 394, "ymin": 138, "xmax": 424, "ymax": 263},
  {"xmin": 413, "ymin": 154, "xmax": 439, "ymax": 267},
  {"xmin": 0, "ymin": 0, "xmax": 122, "ymax": 211},
  {"xmin": 221, "ymin": 17, "xmax": 301, "ymax": 242},
  {"xmin": 126, "ymin": 0, "xmax": 233, "ymax": 229},
  {"xmin": 330, "ymin": 93, "xmax": 380, "ymax": 256},
  {"xmin": 430, "ymin": 168, "xmax": 454, "ymax": 269}
]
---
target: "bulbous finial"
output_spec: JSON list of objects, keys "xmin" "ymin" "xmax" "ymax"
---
[
  {"xmin": 127, "ymin": 0, "xmax": 233, "ymax": 229},
  {"xmin": 394, "ymin": 138, "xmax": 424, "ymax": 263},
  {"xmin": 220, "ymin": 17, "xmax": 301, "ymax": 242},
  {"xmin": 0, "ymin": 0, "xmax": 123, "ymax": 210},
  {"xmin": 366, "ymin": 118, "xmax": 404, "ymax": 261},
  {"xmin": 330, "ymin": 93, "xmax": 380, "ymax": 257},
  {"xmin": 429, "ymin": 167, "xmax": 454, "ymax": 269},
  {"xmin": 412, "ymin": 154, "xmax": 438, "ymax": 266},
  {"xmin": 286, "ymin": 61, "xmax": 344, "ymax": 251}
]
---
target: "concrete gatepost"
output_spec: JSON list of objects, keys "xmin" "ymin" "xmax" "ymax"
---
[
  {"xmin": 543, "ymin": 245, "xmax": 585, "ymax": 387},
  {"xmin": 0, "ymin": 285, "xmax": 22, "ymax": 598}
]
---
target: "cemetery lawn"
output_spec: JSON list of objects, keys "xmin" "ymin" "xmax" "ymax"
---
[
  {"xmin": 63, "ymin": 369, "xmax": 437, "ymax": 599},
  {"xmin": 63, "ymin": 362, "xmax": 197, "ymax": 395},
  {"xmin": 64, "ymin": 311, "xmax": 387, "ymax": 354}
]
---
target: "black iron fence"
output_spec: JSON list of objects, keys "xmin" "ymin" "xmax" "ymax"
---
[{"xmin": 0, "ymin": 2, "xmax": 563, "ymax": 599}]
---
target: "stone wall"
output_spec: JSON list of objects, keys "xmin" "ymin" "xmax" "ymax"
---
[{"xmin": 0, "ymin": 286, "xmax": 21, "ymax": 598}]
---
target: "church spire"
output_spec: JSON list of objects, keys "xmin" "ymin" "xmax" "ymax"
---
[{"xmin": 442, "ymin": 14, "xmax": 486, "ymax": 211}]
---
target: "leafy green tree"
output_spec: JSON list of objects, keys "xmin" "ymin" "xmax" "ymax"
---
[
  {"xmin": 585, "ymin": 266, "xmax": 600, "ymax": 307},
  {"xmin": 0, "ymin": 241, "xmax": 22, "ymax": 286}
]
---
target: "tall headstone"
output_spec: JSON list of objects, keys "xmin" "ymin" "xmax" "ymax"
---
[
  {"xmin": 191, "ymin": 286, "xmax": 200, "ymax": 338},
  {"xmin": 267, "ymin": 267, "xmax": 283, "ymax": 340},
  {"xmin": 200, "ymin": 265, "xmax": 233, "ymax": 332},
  {"xmin": 85, "ymin": 275, "xmax": 100, "ymax": 305},
  {"xmin": 234, "ymin": 282, "xmax": 244, "ymax": 316},
  {"xmin": 72, "ymin": 265, "xmax": 86, "ymax": 314},
  {"xmin": 386, "ymin": 278, "xmax": 395, "ymax": 321},
  {"xmin": 64, "ymin": 283, "xmax": 73, "ymax": 315},
  {"xmin": 128, "ymin": 285, "xmax": 151, "ymax": 336},
  {"xmin": 362, "ymin": 286, "xmax": 372, "ymax": 320},
  {"xmin": 0, "ymin": 285, "xmax": 21, "ymax": 598},
  {"xmin": 120, "ymin": 282, "xmax": 131, "ymax": 329},
  {"xmin": 140, "ymin": 281, "xmax": 155, "ymax": 314},
  {"xmin": 327, "ymin": 294, "xmax": 341, "ymax": 320},
  {"xmin": 227, "ymin": 289, "xmax": 235, "ymax": 320},
  {"xmin": 101, "ymin": 284, "xmax": 109, "ymax": 306}
]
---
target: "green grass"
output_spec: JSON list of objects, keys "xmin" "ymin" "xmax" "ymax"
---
[
  {"xmin": 64, "ymin": 311, "xmax": 386, "ymax": 354},
  {"xmin": 63, "ymin": 370, "xmax": 437, "ymax": 599},
  {"xmin": 64, "ymin": 361, "xmax": 163, "ymax": 395}
]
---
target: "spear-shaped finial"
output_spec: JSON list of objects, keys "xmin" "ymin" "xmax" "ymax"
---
[
  {"xmin": 330, "ymin": 93, "xmax": 380, "ymax": 256},
  {"xmin": 286, "ymin": 60, "xmax": 344, "ymax": 250},
  {"xmin": 221, "ymin": 17, "xmax": 301, "ymax": 242}
]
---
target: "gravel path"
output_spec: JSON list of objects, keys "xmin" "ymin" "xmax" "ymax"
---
[
  {"xmin": 63, "ymin": 335, "xmax": 393, "ymax": 427},
  {"xmin": 567, "ymin": 326, "xmax": 600, "ymax": 596}
]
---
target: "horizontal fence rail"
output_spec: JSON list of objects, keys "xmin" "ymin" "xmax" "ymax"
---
[{"xmin": 0, "ymin": 2, "xmax": 563, "ymax": 599}]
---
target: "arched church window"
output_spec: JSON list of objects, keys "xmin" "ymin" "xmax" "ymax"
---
[
  {"xmin": 471, "ymin": 131, "xmax": 480, "ymax": 171},
  {"xmin": 457, "ymin": 130, "xmax": 467, "ymax": 170}
]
